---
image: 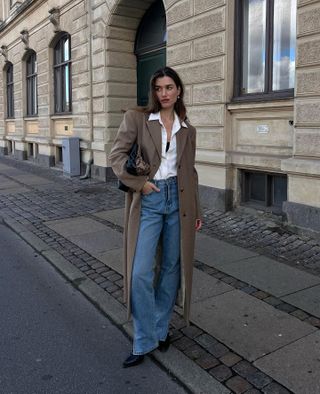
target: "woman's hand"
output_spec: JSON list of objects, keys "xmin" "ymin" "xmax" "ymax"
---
[
  {"xmin": 141, "ymin": 181, "xmax": 160, "ymax": 195},
  {"xmin": 195, "ymin": 219, "xmax": 202, "ymax": 231}
]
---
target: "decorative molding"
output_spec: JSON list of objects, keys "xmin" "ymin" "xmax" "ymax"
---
[
  {"xmin": 10, "ymin": 1, "xmax": 23, "ymax": 13},
  {"xmin": 20, "ymin": 29, "xmax": 29, "ymax": 50},
  {"xmin": 49, "ymin": 7, "xmax": 61, "ymax": 33},
  {"xmin": 0, "ymin": 45, "xmax": 8, "ymax": 62}
]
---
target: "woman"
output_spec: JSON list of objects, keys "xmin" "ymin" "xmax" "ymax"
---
[{"xmin": 109, "ymin": 67, "xmax": 201, "ymax": 368}]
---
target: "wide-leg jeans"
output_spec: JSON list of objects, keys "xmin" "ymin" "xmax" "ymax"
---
[{"xmin": 131, "ymin": 176, "xmax": 180, "ymax": 355}]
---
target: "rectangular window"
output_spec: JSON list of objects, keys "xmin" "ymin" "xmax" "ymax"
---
[
  {"xmin": 6, "ymin": 64, "xmax": 14, "ymax": 118},
  {"xmin": 54, "ymin": 35, "xmax": 72, "ymax": 114},
  {"xmin": 242, "ymin": 171, "xmax": 287, "ymax": 211},
  {"xmin": 234, "ymin": 0, "xmax": 297, "ymax": 100},
  {"xmin": 26, "ymin": 52, "xmax": 38, "ymax": 116},
  {"xmin": 27, "ymin": 143, "xmax": 34, "ymax": 158}
]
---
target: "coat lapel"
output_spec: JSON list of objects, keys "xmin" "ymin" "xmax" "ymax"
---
[
  {"xmin": 146, "ymin": 115, "xmax": 162, "ymax": 159},
  {"xmin": 176, "ymin": 126, "xmax": 189, "ymax": 164}
]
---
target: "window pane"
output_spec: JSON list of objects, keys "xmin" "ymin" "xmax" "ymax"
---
[
  {"xmin": 33, "ymin": 76, "xmax": 38, "ymax": 114},
  {"xmin": 27, "ymin": 78, "xmax": 31, "ymax": 115},
  {"xmin": 26, "ymin": 58, "xmax": 32, "ymax": 76},
  {"xmin": 7, "ymin": 85, "xmax": 14, "ymax": 118},
  {"xmin": 54, "ymin": 68, "xmax": 62, "ymax": 113},
  {"xmin": 32, "ymin": 54, "xmax": 37, "ymax": 74},
  {"xmin": 250, "ymin": 173, "xmax": 266, "ymax": 202},
  {"xmin": 273, "ymin": 0, "xmax": 297, "ymax": 90},
  {"xmin": 242, "ymin": 0, "xmax": 266, "ymax": 93},
  {"xmin": 64, "ymin": 37, "xmax": 70, "ymax": 61},
  {"xmin": 64, "ymin": 64, "xmax": 70, "ymax": 111},
  {"xmin": 54, "ymin": 43, "xmax": 60, "ymax": 65},
  {"xmin": 273, "ymin": 176, "xmax": 287, "ymax": 206},
  {"xmin": 7, "ymin": 65, "xmax": 13, "ymax": 83}
]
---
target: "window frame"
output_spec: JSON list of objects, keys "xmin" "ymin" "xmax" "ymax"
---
[
  {"xmin": 53, "ymin": 33, "xmax": 72, "ymax": 114},
  {"xmin": 233, "ymin": 0, "xmax": 295, "ymax": 102},
  {"xmin": 241, "ymin": 170, "xmax": 288, "ymax": 212},
  {"xmin": 26, "ymin": 51, "xmax": 38, "ymax": 117},
  {"xmin": 6, "ymin": 62, "xmax": 14, "ymax": 119}
]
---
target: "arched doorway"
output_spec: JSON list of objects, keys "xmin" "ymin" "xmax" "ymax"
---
[{"xmin": 135, "ymin": 1, "xmax": 166, "ymax": 106}]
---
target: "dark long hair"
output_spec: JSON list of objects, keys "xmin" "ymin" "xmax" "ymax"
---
[{"xmin": 146, "ymin": 67, "xmax": 187, "ymax": 121}]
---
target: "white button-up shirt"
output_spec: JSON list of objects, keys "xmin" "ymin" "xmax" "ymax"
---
[{"xmin": 149, "ymin": 111, "xmax": 188, "ymax": 180}]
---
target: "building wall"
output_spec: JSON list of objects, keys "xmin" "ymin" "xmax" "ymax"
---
[
  {"xmin": 0, "ymin": 0, "xmax": 320, "ymax": 232},
  {"xmin": 281, "ymin": 0, "xmax": 320, "ymax": 231},
  {"xmin": 0, "ymin": 0, "xmax": 92, "ymax": 166},
  {"xmin": 89, "ymin": 0, "xmax": 231, "ymax": 207}
]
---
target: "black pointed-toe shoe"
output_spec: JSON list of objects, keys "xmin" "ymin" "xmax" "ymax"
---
[
  {"xmin": 123, "ymin": 353, "xmax": 144, "ymax": 368},
  {"xmin": 158, "ymin": 334, "xmax": 170, "ymax": 352}
]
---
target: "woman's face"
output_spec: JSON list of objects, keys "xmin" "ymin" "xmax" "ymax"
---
[{"xmin": 154, "ymin": 76, "xmax": 181, "ymax": 111}]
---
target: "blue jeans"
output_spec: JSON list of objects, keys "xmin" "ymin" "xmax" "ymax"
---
[{"xmin": 131, "ymin": 176, "xmax": 180, "ymax": 355}]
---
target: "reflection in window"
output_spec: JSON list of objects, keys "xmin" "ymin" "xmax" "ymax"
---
[
  {"xmin": 237, "ymin": 0, "xmax": 297, "ymax": 98},
  {"xmin": 26, "ymin": 52, "xmax": 38, "ymax": 116},
  {"xmin": 54, "ymin": 34, "xmax": 72, "ymax": 113},
  {"xmin": 242, "ymin": 0, "xmax": 266, "ymax": 93},
  {"xmin": 273, "ymin": 0, "xmax": 296, "ymax": 90}
]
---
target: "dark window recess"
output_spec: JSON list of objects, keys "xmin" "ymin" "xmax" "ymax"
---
[
  {"xmin": 234, "ymin": 0, "xmax": 297, "ymax": 101},
  {"xmin": 242, "ymin": 171, "xmax": 287, "ymax": 211},
  {"xmin": 56, "ymin": 146, "xmax": 63, "ymax": 163},
  {"xmin": 8, "ymin": 140, "xmax": 13, "ymax": 154},
  {"xmin": 28, "ymin": 143, "xmax": 34, "ymax": 158},
  {"xmin": 6, "ymin": 63, "xmax": 14, "ymax": 118},
  {"xmin": 26, "ymin": 52, "xmax": 38, "ymax": 116},
  {"xmin": 54, "ymin": 34, "xmax": 72, "ymax": 114}
]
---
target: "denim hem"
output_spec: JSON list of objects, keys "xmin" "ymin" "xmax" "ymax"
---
[
  {"xmin": 133, "ymin": 343, "xmax": 159, "ymax": 356},
  {"xmin": 159, "ymin": 333, "xmax": 168, "ymax": 342}
]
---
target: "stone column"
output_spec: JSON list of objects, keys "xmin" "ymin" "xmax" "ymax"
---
[{"xmin": 282, "ymin": 0, "xmax": 320, "ymax": 232}]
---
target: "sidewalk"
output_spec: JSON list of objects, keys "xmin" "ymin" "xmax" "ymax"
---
[{"xmin": 1, "ymin": 156, "xmax": 320, "ymax": 394}]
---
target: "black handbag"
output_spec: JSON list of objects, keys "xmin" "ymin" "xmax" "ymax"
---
[
  {"xmin": 118, "ymin": 179, "xmax": 130, "ymax": 192},
  {"xmin": 126, "ymin": 143, "xmax": 150, "ymax": 176},
  {"xmin": 118, "ymin": 134, "xmax": 150, "ymax": 192}
]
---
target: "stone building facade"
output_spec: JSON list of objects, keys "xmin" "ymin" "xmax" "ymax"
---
[{"xmin": 0, "ymin": 0, "xmax": 320, "ymax": 233}]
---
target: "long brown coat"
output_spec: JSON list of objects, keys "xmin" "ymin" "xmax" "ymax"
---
[{"xmin": 109, "ymin": 109, "xmax": 200, "ymax": 322}]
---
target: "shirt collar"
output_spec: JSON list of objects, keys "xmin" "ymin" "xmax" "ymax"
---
[{"xmin": 149, "ymin": 112, "xmax": 188, "ymax": 128}]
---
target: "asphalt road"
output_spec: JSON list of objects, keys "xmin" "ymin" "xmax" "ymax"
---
[{"xmin": 0, "ymin": 223, "xmax": 186, "ymax": 394}]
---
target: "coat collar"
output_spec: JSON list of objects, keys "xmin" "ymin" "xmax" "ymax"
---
[{"xmin": 146, "ymin": 112, "xmax": 189, "ymax": 163}]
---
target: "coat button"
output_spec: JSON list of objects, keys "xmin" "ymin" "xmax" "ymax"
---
[
  {"xmin": 180, "ymin": 188, "xmax": 184, "ymax": 192},
  {"xmin": 183, "ymin": 213, "xmax": 186, "ymax": 217},
  {"xmin": 178, "ymin": 165, "xmax": 181, "ymax": 169}
]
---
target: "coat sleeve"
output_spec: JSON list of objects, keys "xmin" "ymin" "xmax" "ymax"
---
[
  {"xmin": 191, "ymin": 126, "xmax": 201, "ymax": 220},
  {"xmin": 109, "ymin": 110, "xmax": 149, "ymax": 192}
]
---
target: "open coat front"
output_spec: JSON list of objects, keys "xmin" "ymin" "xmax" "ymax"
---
[{"xmin": 109, "ymin": 110, "xmax": 200, "ymax": 322}]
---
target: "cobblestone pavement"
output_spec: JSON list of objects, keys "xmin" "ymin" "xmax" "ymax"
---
[
  {"xmin": 201, "ymin": 208, "xmax": 320, "ymax": 277},
  {"xmin": 2, "ymin": 156, "xmax": 320, "ymax": 393}
]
